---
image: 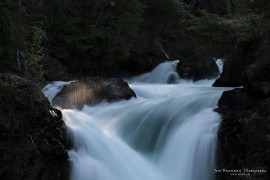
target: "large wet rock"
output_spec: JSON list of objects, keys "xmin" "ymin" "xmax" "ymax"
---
[
  {"xmin": 213, "ymin": 35, "xmax": 266, "ymax": 88},
  {"xmin": 177, "ymin": 58, "xmax": 219, "ymax": 81},
  {"xmin": 0, "ymin": 74, "xmax": 70, "ymax": 180},
  {"xmin": 213, "ymin": 57, "xmax": 270, "ymax": 89},
  {"xmin": 216, "ymin": 88, "xmax": 270, "ymax": 180},
  {"xmin": 213, "ymin": 58, "xmax": 245, "ymax": 87},
  {"xmin": 52, "ymin": 77, "xmax": 136, "ymax": 109}
]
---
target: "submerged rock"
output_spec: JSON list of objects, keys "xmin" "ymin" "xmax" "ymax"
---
[
  {"xmin": 216, "ymin": 88, "xmax": 270, "ymax": 180},
  {"xmin": 0, "ymin": 74, "xmax": 70, "ymax": 180},
  {"xmin": 52, "ymin": 77, "xmax": 136, "ymax": 109}
]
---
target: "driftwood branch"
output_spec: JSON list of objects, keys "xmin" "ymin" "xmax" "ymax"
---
[{"xmin": 28, "ymin": 135, "xmax": 41, "ymax": 155}]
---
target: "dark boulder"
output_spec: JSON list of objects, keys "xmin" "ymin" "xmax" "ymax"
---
[
  {"xmin": 177, "ymin": 58, "xmax": 219, "ymax": 81},
  {"xmin": 52, "ymin": 77, "xmax": 136, "ymax": 109},
  {"xmin": 0, "ymin": 74, "xmax": 70, "ymax": 180},
  {"xmin": 216, "ymin": 88, "xmax": 270, "ymax": 180},
  {"xmin": 213, "ymin": 56, "xmax": 270, "ymax": 88},
  {"xmin": 213, "ymin": 34, "xmax": 265, "ymax": 88},
  {"xmin": 213, "ymin": 58, "xmax": 245, "ymax": 87}
]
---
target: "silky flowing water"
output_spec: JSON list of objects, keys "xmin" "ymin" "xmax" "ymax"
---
[{"xmin": 43, "ymin": 60, "xmax": 230, "ymax": 180}]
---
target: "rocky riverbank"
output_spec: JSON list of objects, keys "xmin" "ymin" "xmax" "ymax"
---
[
  {"xmin": 0, "ymin": 73, "xmax": 137, "ymax": 179},
  {"xmin": 0, "ymin": 74, "xmax": 70, "ymax": 180},
  {"xmin": 216, "ymin": 88, "xmax": 270, "ymax": 180}
]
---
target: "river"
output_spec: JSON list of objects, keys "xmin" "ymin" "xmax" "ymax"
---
[{"xmin": 43, "ymin": 60, "xmax": 230, "ymax": 180}]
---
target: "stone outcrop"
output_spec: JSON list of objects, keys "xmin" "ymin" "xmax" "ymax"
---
[
  {"xmin": 0, "ymin": 74, "xmax": 70, "ymax": 180},
  {"xmin": 216, "ymin": 88, "xmax": 270, "ymax": 180},
  {"xmin": 213, "ymin": 58, "xmax": 245, "ymax": 87},
  {"xmin": 177, "ymin": 58, "xmax": 219, "ymax": 81},
  {"xmin": 52, "ymin": 77, "xmax": 136, "ymax": 109}
]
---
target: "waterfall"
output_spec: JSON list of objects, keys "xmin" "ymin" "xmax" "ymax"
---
[
  {"xmin": 130, "ymin": 60, "xmax": 180, "ymax": 84},
  {"xmin": 215, "ymin": 59, "xmax": 224, "ymax": 74},
  {"xmin": 43, "ymin": 60, "xmax": 230, "ymax": 180},
  {"xmin": 43, "ymin": 81, "xmax": 75, "ymax": 103}
]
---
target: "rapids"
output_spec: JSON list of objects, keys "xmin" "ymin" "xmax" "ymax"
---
[{"xmin": 43, "ymin": 59, "xmax": 230, "ymax": 180}]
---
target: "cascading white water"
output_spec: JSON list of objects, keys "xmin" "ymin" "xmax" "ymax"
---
[
  {"xmin": 43, "ymin": 81, "xmax": 75, "ymax": 103},
  {"xmin": 130, "ymin": 60, "xmax": 180, "ymax": 84},
  {"xmin": 215, "ymin": 59, "xmax": 224, "ymax": 74},
  {"xmin": 43, "ymin": 60, "xmax": 230, "ymax": 180}
]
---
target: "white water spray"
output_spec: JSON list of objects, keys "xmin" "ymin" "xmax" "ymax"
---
[
  {"xmin": 215, "ymin": 59, "xmax": 224, "ymax": 74},
  {"xmin": 43, "ymin": 60, "xmax": 230, "ymax": 180},
  {"xmin": 130, "ymin": 60, "xmax": 180, "ymax": 84},
  {"xmin": 43, "ymin": 81, "xmax": 74, "ymax": 103}
]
